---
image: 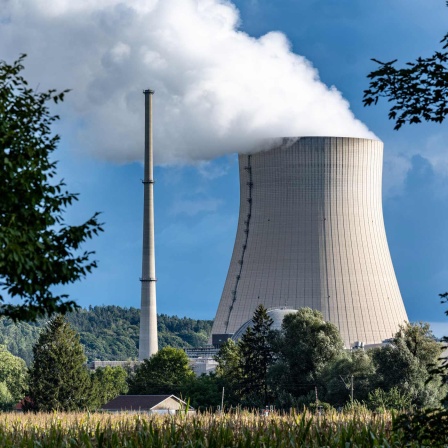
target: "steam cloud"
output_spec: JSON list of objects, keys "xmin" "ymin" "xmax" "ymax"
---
[{"xmin": 1, "ymin": 0, "xmax": 376, "ymax": 164}]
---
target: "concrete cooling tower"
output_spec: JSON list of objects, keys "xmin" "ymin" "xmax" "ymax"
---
[{"xmin": 211, "ymin": 137, "xmax": 408, "ymax": 348}]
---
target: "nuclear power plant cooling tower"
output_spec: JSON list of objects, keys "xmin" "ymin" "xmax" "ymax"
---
[{"xmin": 211, "ymin": 137, "xmax": 408, "ymax": 348}]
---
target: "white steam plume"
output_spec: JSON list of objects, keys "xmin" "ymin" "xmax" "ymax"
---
[{"xmin": 0, "ymin": 0, "xmax": 376, "ymax": 164}]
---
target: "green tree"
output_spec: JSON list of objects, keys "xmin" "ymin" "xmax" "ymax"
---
[
  {"xmin": 396, "ymin": 321, "xmax": 442, "ymax": 367},
  {"xmin": 0, "ymin": 55, "xmax": 103, "ymax": 321},
  {"xmin": 367, "ymin": 387, "xmax": 413, "ymax": 412},
  {"xmin": 371, "ymin": 322, "xmax": 444, "ymax": 408},
  {"xmin": 0, "ymin": 344, "xmax": 27, "ymax": 406},
  {"xmin": 320, "ymin": 350, "xmax": 376, "ymax": 407},
  {"xmin": 434, "ymin": 292, "xmax": 448, "ymax": 405},
  {"xmin": 90, "ymin": 366, "xmax": 128, "ymax": 409},
  {"xmin": 182, "ymin": 373, "xmax": 224, "ymax": 411},
  {"xmin": 0, "ymin": 382, "xmax": 15, "ymax": 411},
  {"xmin": 363, "ymin": 2, "xmax": 448, "ymax": 130},
  {"xmin": 215, "ymin": 339, "xmax": 241, "ymax": 379},
  {"xmin": 273, "ymin": 308, "xmax": 344, "ymax": 398},
  {"xmin": 214, "ymin": 338, "xmax": 243, "ymax": 406},
  {"xmin": 128, "ymin": 346, "xmax": 195, "ymax": 395},
  {"xmin": 238, "ymin": 304, "xmax": 274, "ymax": 405},
  {"xmin": 27, "ymin": 315, "xmax": 91, "ymax": 411}
]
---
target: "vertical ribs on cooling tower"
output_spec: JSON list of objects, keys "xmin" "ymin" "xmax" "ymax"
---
[{"xmin": 211, "ymin": 137, "xmax": 408, "ymax": 348}]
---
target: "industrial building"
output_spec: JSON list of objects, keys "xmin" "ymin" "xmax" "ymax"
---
[{"xmin": 211, "ymin": 137, "xmax": 408, "ymax": 348}]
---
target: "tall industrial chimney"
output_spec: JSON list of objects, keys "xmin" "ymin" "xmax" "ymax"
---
[{"xmin": 139, "ymin": 89, "xmax": 158, "ymax": 360}]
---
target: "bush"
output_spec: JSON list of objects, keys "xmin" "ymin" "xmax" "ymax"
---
[
  {"xmin": 0, "ymin": 382, "xmax": 15, "ymax": 411},
  {"xmin": 368, "ymin": 387, "xmax": 413, "ymax": 412}
]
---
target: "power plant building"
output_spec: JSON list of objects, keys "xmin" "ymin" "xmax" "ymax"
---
[{"xmin": 211, "ymin": 137, "xmax": 408, "ymax": 348}]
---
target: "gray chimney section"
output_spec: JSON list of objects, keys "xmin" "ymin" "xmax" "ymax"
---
[{"xmin": 139, "ymin": 89, "xmax": 158, "ymax": 360}]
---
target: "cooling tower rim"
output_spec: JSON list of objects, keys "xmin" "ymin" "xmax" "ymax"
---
[
  {"xmin": 250, "ymin": 136, "xmax": 382, "ymax": 143},
  {"xmin": 274, "ymin": 135, "xmax": 381, "ymax": 140},
  {"xmin": 240, "ymin": 136, "xmax": 383, "ymax": 156}
]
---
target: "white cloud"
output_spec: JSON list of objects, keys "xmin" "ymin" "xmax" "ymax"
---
[
  {"xmin": 196, "ymin": 158, "xmax": 235, "ymax": 180},
  {"xmin": 421, "ymin": 131, "xmax": 448, "ymax": 178},
  {"xmin": 382, "ymin": 152, "xmax": 412, "ymax": 197},
  {"xmin": 1, "ymin": 0, "xmax": 376, "ymax": 165}
]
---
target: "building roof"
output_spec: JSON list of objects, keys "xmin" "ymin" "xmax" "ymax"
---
[{"xmin": 101, "ymin": 395, "xmax": 191, "ymax": 411}]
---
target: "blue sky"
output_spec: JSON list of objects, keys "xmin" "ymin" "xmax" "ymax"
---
[{"xmin": 1, "ymin": 0, "xmax": 447, "ymax": 337}]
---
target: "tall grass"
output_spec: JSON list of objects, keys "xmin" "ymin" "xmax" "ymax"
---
[{"xmin": 0, "ymin": 410, "xmax": 422, "ymax": 447}]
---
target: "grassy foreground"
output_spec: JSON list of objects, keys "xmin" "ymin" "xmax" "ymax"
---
[{"xmin": 0, "ymin": 410, "xmax": 421, "ymax": 447}]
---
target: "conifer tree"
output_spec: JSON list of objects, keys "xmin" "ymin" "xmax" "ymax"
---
[
  {"xmin": 238, "ymin": 304, "xmax": 274, "ymax": 405},
  {"xmin": 27, "ymin": 315, "xmax": 91, "ymax": 411}
]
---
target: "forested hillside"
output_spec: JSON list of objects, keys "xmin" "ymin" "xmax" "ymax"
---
[{"xmin": 0, "ymin": 306, "xmax": 213, "ymax": 364}]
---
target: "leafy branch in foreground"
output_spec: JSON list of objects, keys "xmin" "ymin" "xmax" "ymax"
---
[
  {"xmin": 0, "ymin": 55, "xmax": 103, "ymax": 321},
  {"xmin": 364, "ymin": 27, "xmax": 448, "ymax": 129}
]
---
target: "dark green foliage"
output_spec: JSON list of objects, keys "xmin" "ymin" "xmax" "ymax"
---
[
  {"xmin": 89, "ymin": 366, "xmax": 129, "ymax": 409},
  {"xmin": 0, "ymin": 318, "xmax": 47, "ymax": 365},
  {"xmin": 68, "ymin": 307, "xmax": 212, "ymax": 361},
  {"xmin": 27, "ymin": 315, "xmax": 92, "ymax": 411},
  {"xmin": 370, "ymin": 322, "xmax": 444, "ymax": 408},
  {"xmin": 0, "ymin": 382, "xmax": 15, "ymax": 411},
  {"xmin": 214, "ymin": 339, "xmax": 243, "ymax": 406},
  {"xmin": 0, "ymin": 345, "xmax": 27, "ymax": 409},
  {"xmin": 395, "ymin": 321, "xmax": 442, "ymax": 366},
  {"xmin": 157, "ymin": 313, "xmax": 213, "ymax": 349},
  {"xmin": 364, "ymin": 19, "xmax": 448, "ymax": 129},
  {"xmin": 214, "ymin": 308, "xmax": 345, "ymax": 409},
  {"xmin": 431, "ymin": 292, "xmax": 448, "ymax": 405},
  {"xmin": 273, "ymin": 308, "xmax": 344, "ymax": 398},
  {"xmin": 393, "ymin": 304, "xmax": 448, "ymax": 443},
  {"xmin": 320, "ymin": 350, "xmax": 376, "ymax": 406},
  {"xmin": 128, "ymin": 346, "xmax": 195, "ymax": 395},
  {"xmin": 214, "ymin": 339, "xmax": 241, "ymax": 380},
  {"xmin": 182, "ymin": 373, "xmax": 225, "ymax": 411},
  {"xmin": 67, "ymin": 306, "xmax": 141, "ymax": 362},
  {"xmin": 0, "ymin": 306, "xmax": 213, "ymax": 364},
  {"xmin": 367, "ymin": 387, "xmax": 413, "ymax": 412},
  {"xmin": 238, "ymin": 304, "xmax": 274, "ymax": 405},
  {"xmin": 394, "ymin": 408, "xmax": 448, "ymax": 447},
  {"xmin": 214, "ymin": 306, "xmax": 277, "ymax": 407},
  {"xmin": 0, "ymin": 56, "xmax": 103, "ymax": 321}
]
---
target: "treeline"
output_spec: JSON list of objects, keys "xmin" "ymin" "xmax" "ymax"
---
[
  {"xmin": 124, "ymin": 305, "xmax": 447, "ymax": 414},
  {"xmin": 0, "ymin": 305, "xmax": 213, "ymax": 364},
  {"xmin": 1, "ymin": 304, "xmax": 447, "ymax": 445},
  {"xmin": 209, "ymin": 306, "xmax": 446, "ymax": 411},
  {"xmin": 0, "ymin": 316, "xmax": 214, "ymax": 412}
]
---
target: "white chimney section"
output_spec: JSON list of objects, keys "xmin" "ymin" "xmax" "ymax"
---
[{"xmin": 139, "ymin": 89, "xmax": 158, "ymax": 360}]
